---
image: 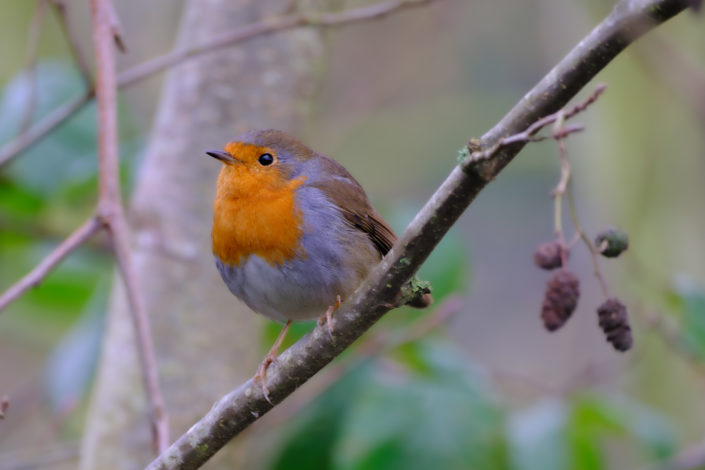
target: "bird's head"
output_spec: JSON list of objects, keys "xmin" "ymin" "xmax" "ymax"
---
[{"xmin": 207, "ymin": 129, "xmax": 316, "ymax": 198}]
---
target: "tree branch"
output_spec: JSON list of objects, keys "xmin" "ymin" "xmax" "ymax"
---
[
  {"xmin": 17, "ymin": 0, "xmax": 48, "ymax": 137},
  {"xmin": 50, "ymin": 0, "xmax": 94, "ymax": 86},
  {"xmin": 90, "ymin": 0, "xmax": 169, "ymax": 454},
  {"xmin": 146, "ymin": 0, "xmax": 694, "ymax": 468},
  {"xmin": 0, "ymin": 0, "xmax": 439, "ymax": 169},
  {"xmin": 0, "ymin": 217, "xmax": 101, "ymax": 312}
]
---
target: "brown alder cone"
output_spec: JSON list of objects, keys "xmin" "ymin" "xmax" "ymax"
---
[
  {"xmin": 533, "ymin": 241, "xmax": 566, "ymax": 270},
  {"xmin": 597, "ymin": 298, "xmax": 633, "ymax": 351},
  {"xmin": 541, "ymin": 270, "xmax": 580, "ymax": 331}
]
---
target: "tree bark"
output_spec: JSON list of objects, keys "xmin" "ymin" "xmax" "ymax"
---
[{"xmin": 80, "ymin": 0, "xmax": 325, "ymax": 468}]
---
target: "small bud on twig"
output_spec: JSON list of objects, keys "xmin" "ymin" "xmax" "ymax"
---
[
  {"xmin": 0, "ymin": 395, "xmax": 8, "ymax": 419},
  {"xmin": 541, "ymin": 270, "xmax": 580, "ymax": 331},
  {"xmin": 595, "ymin": 227, "xmax": 629, "ymax": 258},
  {"xmin": 597, "ymin": 298, "xmax": 633, "ymax": 351}
]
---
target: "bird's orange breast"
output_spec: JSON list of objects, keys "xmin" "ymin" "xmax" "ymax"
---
[{"xmin": 212, "ymin": 162, "xmax": 306, "ymax": 266}]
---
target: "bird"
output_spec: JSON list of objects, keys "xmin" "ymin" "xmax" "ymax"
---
[{"xmin": 206, "ymin": 129, "xmax": 432, "ymax": 402}]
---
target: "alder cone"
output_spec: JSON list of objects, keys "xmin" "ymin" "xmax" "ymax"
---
[
  {"xmin": 541, "ymin": 270, "xmax": 580, "ymax": 331},
  {"xmin": 597, "ymin": 298, "xmax": 633, "ymax": 351},
  {"xmin": 533, "ymin": 241, "xmax": 565, "ymax": 270}
]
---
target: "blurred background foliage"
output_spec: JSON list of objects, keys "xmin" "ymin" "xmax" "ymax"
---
[{"xmin": 0, "ymin": 0, "xmax": 704, "ymax": 469}]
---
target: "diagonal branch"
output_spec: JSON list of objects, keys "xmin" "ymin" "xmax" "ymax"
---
[
  {"xmin": 0, "ymin": 0, "xmax": 439, "ymax": 169},
  {"xmin": 146, "ymin": 0, "xmax": 695, "ymax": 468},
  {"xmin": 50, "ymin": 0, "xmax": 94, "ymax": 86},
  {"xmin": 0, "ymin": 217, "xmax": 101, "ymax": 312},
  {"xmin": 0, "ymin": 91, "xmax": 93, "ymax": 169},
  {"xmin": 17, "ymin": 0, "xmax": 48, "ymax": 137}
]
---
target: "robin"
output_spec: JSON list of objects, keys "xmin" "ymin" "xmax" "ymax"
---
[{"xmin": 207, "ymin": 129, "xmax": 431, "ymax": 401}]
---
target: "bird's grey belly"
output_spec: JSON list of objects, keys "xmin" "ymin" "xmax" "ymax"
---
[{"xmin": 216, "ymin": 253, "xmax": 354, "ymax": 322}]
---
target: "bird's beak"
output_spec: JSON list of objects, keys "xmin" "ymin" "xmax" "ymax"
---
[{"xmin": 206, "ymin": 150, "xmax": 238, "ymax": 164}]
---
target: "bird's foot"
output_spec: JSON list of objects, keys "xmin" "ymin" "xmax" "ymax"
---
[
  {"xmin": 254, "ymin": 319, "xmax": 292, "ymax": 405},
  {"xmin": 317, "ymin": 295, "xmax": 342, "ymax": 340}
]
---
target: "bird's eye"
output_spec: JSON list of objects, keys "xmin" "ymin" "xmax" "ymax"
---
[{"xmin": 258, "ymin": 153, "xmax": 274, "ymax": 166}]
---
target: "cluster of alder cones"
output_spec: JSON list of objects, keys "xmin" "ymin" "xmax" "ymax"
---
[{"xmin": 533, "ymin": 228, "xmax": 632, "ymax": 351}]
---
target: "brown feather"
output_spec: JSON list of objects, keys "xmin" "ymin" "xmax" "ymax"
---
[{"xmin": 310, "ymin": 155, "xmax": 397, "ymax": 257}]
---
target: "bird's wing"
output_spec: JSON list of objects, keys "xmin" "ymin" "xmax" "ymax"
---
[{"xmin": 310, "ymin": 155, "xmax": 397, "ymax": 256}]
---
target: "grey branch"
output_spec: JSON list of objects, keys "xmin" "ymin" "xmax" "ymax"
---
[
  {"xmin": 146, "ymin": 0, "xmax": 694, "ymax": 468},
  {"xmin": 0, "ymin": 217, "xmax": 101, "ymax": 311},
  {"xmin": 91, "ymin": 0, "xmax": 169, "ymax": 453}
]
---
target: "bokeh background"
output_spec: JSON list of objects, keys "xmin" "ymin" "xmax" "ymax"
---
[{"xmin": 1, "ymin": 0, "xmax": 704, "ymax": 469}]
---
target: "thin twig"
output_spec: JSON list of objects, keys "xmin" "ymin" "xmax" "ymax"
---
[
  {"xmin": 0, "ymin": 217, "xmax": 101, "ymax": 312},
  {"xmin": 0, "ymin": 91, "xmax": 92, "ymax": 168},
  {"xmin": 551, "ymin": 112, "xmax": 571, "ymax": 265},
  {"xmin": 109, "ymin": 219, "xmax": 170, "ymax": 453},
  {"xmin": 90, "ymin": 0, "xmax": 168, "ymax": 453},
  {"xmin": 17, "ymin": 0, "xmax": 48, "ymax": 137},
  {"xmin": 0, "ymin": 0, "xmax": 438, "ymax": 169},
  {"xmin": 566, "ymin": 185, "xmax": 611, "ymax": 297},
  {"xmin": 146, "ymin": 2, "xmax": 691, "ymax": 467},
  {"xmin": 105, "ymin": 0, "xmax": 126, "ymax": 53},
  {"xmin": 473, "ymin": 85, "xmax": 607, "ymax": 273},
  {"xmin": 50, "ymin": 0, "xmax": 94, "ymax": 85},
  {"xmin": 468, "ymin": 84, "xmax": 606, "ymax": 162},
  {"xmin": 544, "ymin": 97, "xmax": 611, "ymax": 296}
]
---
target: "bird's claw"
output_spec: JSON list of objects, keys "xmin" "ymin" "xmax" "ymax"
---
[
  {"xmin": 254, "ymin": 355, "xmax": 275, "ymax": 404},
  {"xmin": 318, "ymin": 295, "xmax": 342, "ymax": 341}
]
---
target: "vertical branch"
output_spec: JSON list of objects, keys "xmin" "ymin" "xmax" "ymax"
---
[
  {"xmin": 50, "ymin": 0, "xmax": 93, "ymax": 85},
  {"xmin": 110, "ymin": 218, "xmax": 170, "ymax": 453},
  {"xmin": 18, "ymin": 0, "xmax": 48, "ymax": 136},
  {"xmin": 90, "ymin": 0, "xmax": 169, "ymax": 454}
]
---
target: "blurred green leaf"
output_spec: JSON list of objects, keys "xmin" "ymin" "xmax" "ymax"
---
[
  {"xmin": 25, "ymin": 249, "xmax": 108, "ymax": 317},
  {"xmin": 390, "ymin": 340, "xmax": 435, "ymax": 376},
  {"xmin": 0, "ymin": 60, "xmax": 138, "ymax": 331},
  {"xmin": 665, "ymin": 277, "xmax": 705, "ymax": 361},
  {"xmin": 509, "ymin": 395, "xmax": 676, "ymax": 470},
  {"xmin": 334, "ymin": 341, "xmax": 506, "ymax": 470},
  {"xmin": 0, "ymin": 62, "xmax": 97, "ymax": 195},
  {"xmin": 508, "ymin": 399, "xmax": 569, "ymax": 470},
  {"xmin": 567, "ymin": 397, "xmax": 622, "ymax": 470},
  {"xmin": 617, "ymin": 400, "xmax": 676, "ymax": 461},
  {"xmin": 44, "ymin": 280, "xmax": 108, "ymax": 412},
  {"xmin": 417, "ymin": 229, "xmax": 470, "ymax": 303},
  {"xmin": 0, "ymin": 60, "xmax": 141, "ymax": 199},
  {"xmin": 272, "ymin": 340, "xmax": 507, "ymax": 470},
  {"xmin": 262, "ymin": 319, "xmax": 317, "ymax": 355},
  {"xmin": 270, "ymin": 364, "xmax": 372, "ymax": 470},
  {"xmin": 0, "ymin": 178, "xmax": 45, "ymax": 217},
  {"xmin": 569, "ymin": 395, "xmax": 676, "ymax": 467}
]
